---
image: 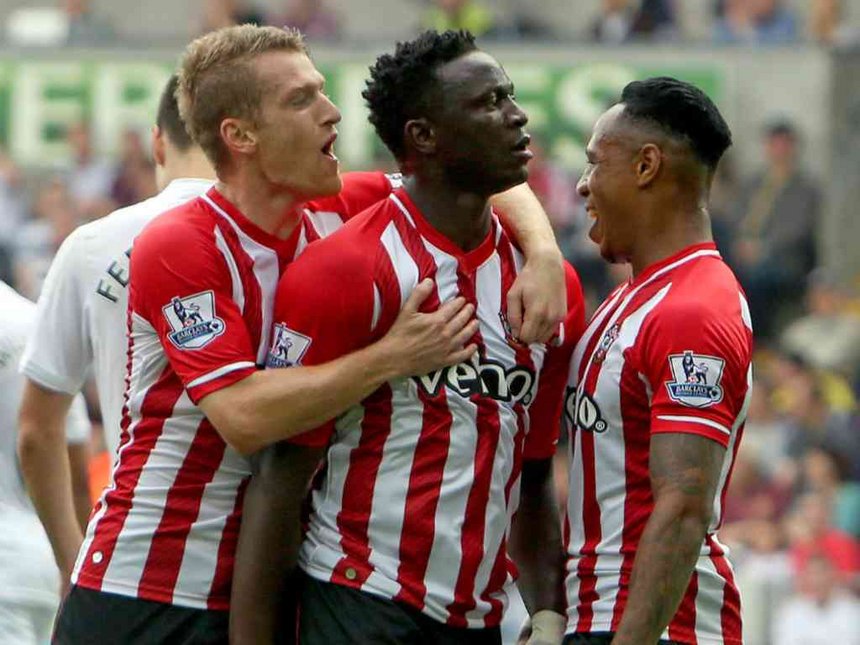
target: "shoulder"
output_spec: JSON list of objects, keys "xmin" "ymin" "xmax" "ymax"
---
[
  {"xmin": 659, "ymin": 256, "xmax": 747, "ymax": 320},
  {"xmin": 132, "ymin": 198, "xmax": 215, "ymax": 259}
]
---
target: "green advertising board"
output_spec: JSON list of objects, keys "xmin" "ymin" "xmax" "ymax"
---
[{"xmin": 0, "ymin": 56, "xmax": 721, "ymax": 170}]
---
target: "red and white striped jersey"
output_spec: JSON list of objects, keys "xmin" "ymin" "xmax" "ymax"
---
[
  {"xmin": 563, "ymin": 243, "xmax": 752, "ymax": 645},
  {"xmin": 71, "ymin": 172, "xmax": 397, "ymax": 610},
  {"xmin": 269, "ymin": 188, "xmax": 586, "ymax": 629}
]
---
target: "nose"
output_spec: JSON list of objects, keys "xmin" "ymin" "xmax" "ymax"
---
[
  {"xmin": 508, "ymin": 98, "xmax": 528, "ymax": 128},
  {"xmin": 576, "ymin": 169, "xmax": 590, "ymax": 198},
  {"xmin": 322, "ymin": 93, "xmax": 341, "ymax": 126}
]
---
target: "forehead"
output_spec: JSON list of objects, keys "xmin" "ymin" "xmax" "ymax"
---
[
  {"xmin": 587, "ymin": 103, "xmax": 627, "ymax": 151},
  {"xmin": 253, "ymin": 50, "xmax": 322, "ymax": 92},
  {"xmin": 435, "ymin": 51, "xmax": 510, "ymax": 96}
]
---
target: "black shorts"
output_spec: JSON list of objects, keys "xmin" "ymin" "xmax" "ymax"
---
[
  {"xmin": 298, "ymin": 574, "xmax": 502, "ymax": 645},
  {"xmin": 53, "ymin": 585, "xmax": 228, "ymax": 645},
  {"xmin": 564, "ymin": 632, "xmax": 679, "ymax": 645}
]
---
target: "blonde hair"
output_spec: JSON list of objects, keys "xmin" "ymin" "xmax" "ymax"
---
[{"xmin": 177, "ymin": 24, "xmax": 307, "ymax": 172}]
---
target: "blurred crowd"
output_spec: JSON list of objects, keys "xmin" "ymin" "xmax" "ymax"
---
[
  {"xmin": 1, "ymin": 0, "xmax": 859, "ymax": 47},
  {"xmin": 0, "ymin": 2, "xmax": 859, "ymax": 644}
]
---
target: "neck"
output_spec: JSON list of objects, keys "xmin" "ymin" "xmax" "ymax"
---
[
  {"xmin": 216, "ymin": 166, "xmax": 304, "ymax": 239},
  {"xmin": 630, "ymin": 195, "xmax": 712, "ymax": 277},
  {"xmin": 161, "ymin": 149, "xmax": 217, "ymax": 189},
  {"xmin": 403, "ymin": 173, "xmax": 492, "ymax": 252}
]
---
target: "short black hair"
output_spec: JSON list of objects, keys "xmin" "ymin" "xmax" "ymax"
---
[
  {"xmin": 362, "ymin": 30, "xmax": 478, "ymax": 161},
  {"xmin": 620, "ymin": 76, "xmax": 732, "ymax": 170},
  {"xmin": 157, "ymin": 74, "xmax": 194, "ymax": 152}
]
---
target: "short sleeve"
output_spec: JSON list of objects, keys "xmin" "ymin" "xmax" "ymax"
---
[
  {"xmin": 639, "ymin": 298, "xmax": 752, "ymax": 448},
  {"xmin": 64, "ymin": 394, "xmax": 93, "ymax": 445},
  {"xmin": 524, "ymin": 263, "xmax": 586, "ymax": 460},
  {"xmin": 130, "ymin": 218, "xmax": 257, "ymax": 404},
  {"xmin": 20, "ymin": 229, "xmax": 91, "ymax": 394},
  {"xmin": 306, "ymin": 172, "xmax": 396, "ymax": 220},
  {"xmin": 265, "ymin": 240, "xmax": 377, "ymax": 447}
]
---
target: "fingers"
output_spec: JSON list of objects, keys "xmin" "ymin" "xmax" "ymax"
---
[
  {"xmin": 444, "ymin": 302, "xmax": 475, "ymax": 339},
  {"xmin": 401, "ymin": 278, "xmax": 434, "ymax": 313},
  {"xmin": 445, "ymin": 343, "xmax": 478, "ymax": 366},
  {"xmin": 436, "ymin": 294, "xmax": 469, "ymax": 322},
  {"xmin": 506, "ymin": 286, "xmax": 524, "ymax": 340},
  {"xmin": 450, "ymin": 319, "xmax": 480, "ymax": 349}
]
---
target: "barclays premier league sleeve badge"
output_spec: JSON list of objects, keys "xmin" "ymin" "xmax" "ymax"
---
[
  {"xmin": 665, "ymin": 351, "xmax": 725, "ymax": 408},
  {"xmin": 162, "ymin": 291, "xmax": 226, "ymax": 350},
  {"xmin": 266, "ymin": 323, "xmax": 312, "ymax": 368}
]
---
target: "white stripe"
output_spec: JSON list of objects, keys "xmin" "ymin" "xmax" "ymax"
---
[
  {"xmin": 739, "ymin": 291, "xmax": 753, "ymax": 332},
  {"xmin": 692, "ymin": 547, "xmax": 728, "ymax": 642},
  {"xmin": 371, "ymin": 284, "xmax": 381, "ymax": 332},
  {"xmin": 213, "ymin": 226, "xmax": 245, "ymax": 314},
  {"xmin": 389, "ymin": 193, "xmax": 416, "ymax": 228},
  {"xmin": 570, "ymin": 286, "xmax": 627, "ymax": 383},
  {"xmin": 172, "ymin": 443, "xmax": 250, "ymax": 604},
  {"xmin": 186, "ymin": 361, "xmax": 255, "ymax": 389},
  {"xmin": 655, "ymin": 415, "xmax": 732, "ymax": 437},
  {"xmin": 302, "ymin": 209, "xmax": 345, "ymax": 238},
  {"xmin": 202, "ymin": 194, "xmax": 280, "ymax": 365},
  {"xmin": 380, "ymin": 221, "xmax": 419, "ymax": 308}
]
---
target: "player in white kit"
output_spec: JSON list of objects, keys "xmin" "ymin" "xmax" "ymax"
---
[
  {"xmin": 18, "ymin": 74, "xmax": 216, "ymax": 591},
  {"xmin": 0, "ymin": 281, "xmax": 91, "ymax": 644}
]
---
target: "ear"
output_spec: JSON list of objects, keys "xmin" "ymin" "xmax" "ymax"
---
[
  {"xmin": 220, "ymin": 117, "xmax": 258, "ymax": 157},
  {"xmin": 404, "ymin": 118, "xmax": 436, "ymax": 156},
  {"xmin": 635, "ymin": 143, "xmax": 662, "ymax": 188},
  {"xmin": 151, "ymin": 125, "xmax": 166, "ymax": 168}
]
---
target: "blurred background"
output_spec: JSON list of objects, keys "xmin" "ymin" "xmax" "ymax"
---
[{"xmin": 0, "ymin": 1, "xmax": 858, "ymax": 643}]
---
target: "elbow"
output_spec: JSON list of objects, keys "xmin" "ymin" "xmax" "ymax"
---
[
  {"xmin": 655, "ymin": 494, "xmax": 714, "ymax": 539},
  {"xmin": 217, "ymin": 415, "xmax": 265, "ymax": 457}
]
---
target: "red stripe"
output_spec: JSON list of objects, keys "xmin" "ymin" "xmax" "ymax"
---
[
  {"xmin": 302, "ymin": 217, "xmax": 322, "ymax": 245},
  {"xmin": 668, "ymin": 571, "xmax": 699, "ymax": 644},
  {"xmin": 76, "ymin": 369, "xmax": 185, "ymax": 591},
  {"xmin": 138, "ymin": 421, "xmax": 228, "ymax": 596},
  {"xmin": 208, "ymin": 476, "xmax": 249, "ymax": 610},
  {"xmin": 707, "ymin": 535, "xmax": 743, "ymax": 644},
  {"xmin": 330, "ymin": 384, "xmax": 394, "ymax": 589},
  {"xmin": 446, "ymin": 263, "xmax": 503, "ymax": 627},
  {"xmin": 214, "ymin": 219, "xmax": 264, "ymax": 357},
  {"xmin": 611, "ymin": 361, "xmax": 655, "ymax": 630}
]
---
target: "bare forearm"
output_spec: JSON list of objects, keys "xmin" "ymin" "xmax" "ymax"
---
[
  {"xmin": 510, "ymin": 459, "xmax": 566, "ymax": 615},
  {"xmin": 230, "ymin": 444, "xmax": 323, "ymax": 645},
  {"xmin": 68, "ymin": 442, "xmax": 93, "ymax": 531},
  {"xmin": 611, "ymin": 504, "xmax": 708, "ymax": 645},
  {"xmin": 19, "ymin": 419, "xmax": 83, "ymax": 576},
  {"xmin": 208, "ymin": 343, "xmax": 399, "ymax": 454}
]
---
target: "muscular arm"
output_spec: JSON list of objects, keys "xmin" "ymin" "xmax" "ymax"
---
[
  {"xmin": 200, "ymin": 282, "xmax": 477, "ymax": 456},
  {"xmin": 490, "ymin": 183, "xmax": 565, "ymax": 344},
  {"xmin": 17, "ymin": 382, "xmax": 82, "ymax": 584},
  {"xmin": 230, "ymin": 442, "xmax": 324, "ymax": 645},
  {"xmin": 509, "ymin": 457, "xmax": 566, "ymax": 616},
  {"xmin": 611, "ymin": 433, "xmax": 726, "ymax": 645}
]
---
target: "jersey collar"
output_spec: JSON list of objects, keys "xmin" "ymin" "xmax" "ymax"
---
[
  {"xmin": 392, "ymin": 188, "xmax": 498, "ymax": 272},
  {"xmin": 630, "ymin": 242, "xmax": 720, "ymax": 288}
]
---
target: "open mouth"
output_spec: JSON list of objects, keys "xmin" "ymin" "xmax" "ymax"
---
[{"xmin": 321, "ymin": 133, "xmax": 338, "ymax": 161}]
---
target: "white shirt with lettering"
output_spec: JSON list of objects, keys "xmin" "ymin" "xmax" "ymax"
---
[{"xmin": 20, "ymin": 179, "xmax": 213, "ymax": 457}]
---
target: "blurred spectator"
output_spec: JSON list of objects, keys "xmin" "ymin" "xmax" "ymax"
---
[
  {"xmin": 730, "ymin": 120, "xmax": 819, "ymax": 338},
  {"xmin": 809, "ymin": 0, "xmax": 859, "ymax": 46},
  {"xmin": 713, "ymin": 0, "xmax": 798, "ymax": 45},
  {"xmin": 65, "ymin": 121, "xmax": 117, "ymax": 220},
  {"xmin": 110, "ymin": 128, "xmax": 156, "ymax": 208},
  {"xmin": 278, "ymin": 0, "xmax": 341, "ymax": 40},
  {"xmin": 786, "ymin": 491, "xmax": 860, "ymax": 581},
  {"xmin": 0, "ymin": 148, "xmax": 26, "ymax": 286},
  {"xmin": 781, "ymin": 268, "xmax": 860, "ymax": 378},
  {"xmin": 200, "ymin": 0, "xmax": 266, "ymax": 33},
  {"xmin": 12, "ymin": 177, "xmax": 80, "ymax": 299},
  {"xmin": 772, "ymin": 553, "xmax": 860, "ymax": 645},
  {"xmin": 589, "ymin": 0, "xmax": 677, "ymax": 44},
  {"xmin": 723, "ymin": 449, "xmax": 793, "ymax": 527},
  {"xmin": 62, "ymin": 0, "xmax": 116, "ymax": 45},
  {"xmin": 800, "ymin": 447, "xmax": 860, "ymax": 536},
  {"xmin": 421, "ymin": 0, "xmax": 495, "ymax": 38}
]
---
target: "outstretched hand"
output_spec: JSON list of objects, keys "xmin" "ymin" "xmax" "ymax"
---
[{"xmin": 380, "ymin": 278, "xmax": 478, "ymax": 378}]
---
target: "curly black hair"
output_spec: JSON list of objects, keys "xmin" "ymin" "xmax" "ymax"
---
[
  {"xmin": 362, "ymin": 30, "xmax": 478, "ymax": 161},
  {"xmin": 620, "ymin": 77, "xmax": 732, "ymax": 170}
]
